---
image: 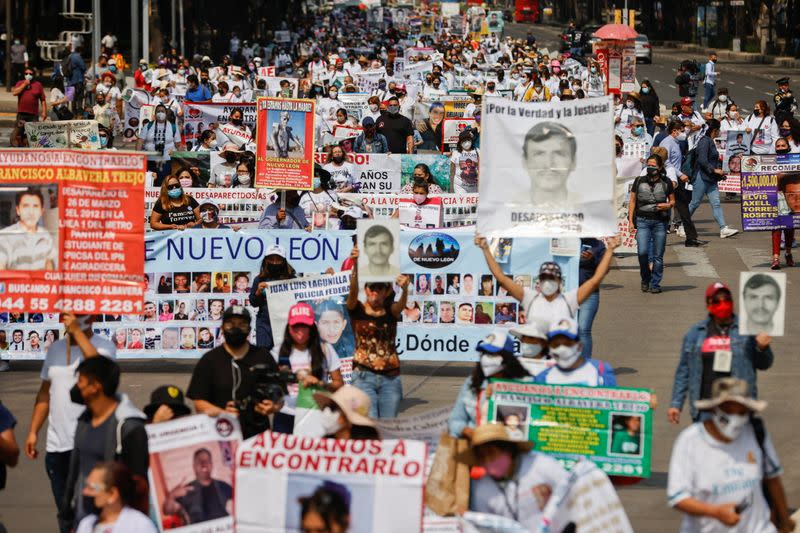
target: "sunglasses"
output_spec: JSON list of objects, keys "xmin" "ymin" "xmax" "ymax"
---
[{"xmin": 166, "ymin": 183, "xmax": 181, "ymax": 191}]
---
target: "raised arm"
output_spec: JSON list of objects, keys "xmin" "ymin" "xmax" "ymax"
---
[
  {"xmin": 474, "ymin": 235, "xmax": 524, "ymax": 301},
  {"xmin": 346, "ymin": 246, "xmax": 360, "ymax": 311}
]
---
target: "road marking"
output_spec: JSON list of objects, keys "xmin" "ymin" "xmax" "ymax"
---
[
  {"xmin": 654, "ymin": 79, "xmax": 662, "ymax": 84},
  {"xmin": 764, "ymin": 92, "xmax": 773, "ymax": 96},
  {"xmin": 674, "ymin": 246, "xmax": 719, "ymax": 278},
  {"xmin": 668, "ymin": 84, "xmax": 676, "ymax": 89},
  {"xmin": 745, "ymin": 85, "xmax": 755, "ymax": 90},
  {"xmin": 729, "ymin": 81, "xmax": 736, "ymax": 85},
  {"xmin": 736, "ymin": 247, "xmax": 774, "ymax": 271}
]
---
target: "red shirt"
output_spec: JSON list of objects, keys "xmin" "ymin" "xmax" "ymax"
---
[{"xmin": 14, "ymin": 80, "xmax": 45, "ymax": 115}]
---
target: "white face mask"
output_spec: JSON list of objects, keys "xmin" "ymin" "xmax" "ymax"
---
[
  {"xmin": 319, "ymin": 406, "xmax": 344, "ymax": 435},
  {"xmin": 676, "ymin": 133, "xmax": 687, "ymax": 142},
  {"xmin": 237, "ymin": 174, "xmax": 251, "ymax": 186},
  {"xmin": 208, "ymin": 139, "xmax": 218, "ymax": 148},
  {"xmin": 519, "ymin": 342, "xmax": 543, "ymax": 357},
  {"xmin": 461, "ymin": 141, "xmax": 472, "ymax": 150},
  {"xmin": 712, "ymin": 409, "xmax": 749, "ymax": 440},
  {"xmin": 718, "ymin": 94, "xmax": 728, "ymax": 102},
  {"xmin": 179, "ymin": 177, "xmax": 193, "ymax": 188},
  {"xmin": 550, "ymin": 344, "xmax": 581, "ymax": 369},
  {"xmin": 369, "ymin": 104, "xmax": 379, "ymax": 112},
  {"xmin": 156, "ymin": 112, "xmax": 167, "ymax": 121},
  {"xmin": 480, "ymin": 354, "xmax": 504, "ymax": 377},
  {"xmin": 25, "ymin": 74, "xmax": 33, "ymax": 81},
  {"xmin": 540, "ymin": 279, "xmax": 559, "ymax": 296},
  {"xmin": 729, "ymin": 111, "xmax": 739, "ymax": 119},
  {"xmin": 413, "ymin": 193, "xmax": 427, "ymax": 205}
]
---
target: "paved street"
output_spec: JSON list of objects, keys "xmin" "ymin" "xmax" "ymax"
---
[{"xmin": 1, "ymin": 23, "xmax": 799, "ymax": 533}]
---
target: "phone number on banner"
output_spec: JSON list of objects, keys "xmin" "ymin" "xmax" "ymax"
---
[{"xmin": 0, "ymin": 289, "xmax": 144, "ymax": 314}]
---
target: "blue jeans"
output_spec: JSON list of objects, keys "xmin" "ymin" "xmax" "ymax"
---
[
  {"xmin": 45, "ymin": 450, "xmax": 73, "ymax": 533},
  {"xmin": 351, "ymin": 369, "xmax": 403, "ymax": 418},
  {"xmin": 635, "ymin": 217, "xmax": 668, "ymax": 289},
  {"xmin": 689, "ymin": 177, "xmax": 726, "ymax": 228},
  {"xmin": 578, "ymin": 290, "xmax": 599, "ymax": 359},
  {"xmin": 703, "ymin": 83, "xmax": 715, "ymax": 109}
]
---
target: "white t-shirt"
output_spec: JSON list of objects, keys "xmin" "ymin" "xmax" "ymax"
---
[
  {"xmin": 210, "ymin": 162, "xmax": 238, "ymax": 187},
  {"xmin": 668, "ymin": 422, "xmax": 781, "ymax": 533},
  {"xmin": 470, "ymin": 452, "xmax": 569, "ymax": 532},
  {"xmin": 299, "ymin": 189, "xmax": 339, "ymax": 228},
  {"xmin": 40, "ymin": 335, "xmax": 117, "ymax": 452},
  {"xmin": 521, "ymin": 287, "xmax": 579, "ymax": 324},
  {"xmin": 322, "ymin": 161, "xmax": 356, "ymax": 191},
  {"xmin": 270, "ymin": 342, "xmax": 341, "ymax": 399}
]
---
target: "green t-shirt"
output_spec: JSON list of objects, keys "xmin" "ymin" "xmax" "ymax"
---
[{"xmin": 611, "ymin": 430, "xmax": 640, "ymax": 455}]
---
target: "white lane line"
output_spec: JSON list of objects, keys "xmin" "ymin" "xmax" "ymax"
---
[
  {"xmin": 674, "ymin": 246, "xmax": 719, "ymax": 278},
  {"xmin": 668, "ymin": 84, "xmax": 676, "ymax": 89},
  {"xmin": 654, "ymin": 79, "xmax": 663, "ymax": 84},
  {"xmin": 745, "ymin": 85, "xmax": 755, "ymax": 90},
  {"xmin": 764, "ymin": 92, "xmax": 773, "ymax": 96},
  {"xmin": 736, "ymin": 247, "xmax": 774, "ymax": 271},
  {"xmin": 729, "ymin": 80, "xmax": 736, "ymax": 85}
]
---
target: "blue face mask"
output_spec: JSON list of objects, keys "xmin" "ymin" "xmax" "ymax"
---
[
  {"xmin": 167, "ymin": 187, "xmax": 183, "ymax": 199},
  {"xmin": 641, "ymin": 87, "xmax": 650, "ymax": 94},
  {"xmin": 312, "ymin": 177, "xmax": 321, "ymax": 189},
  {"xmin": 633, "ymin": 126, "xmax": 644, "ymax": 135},
  {"xmin": 100, "ymin": 136, "xmax": 108, "ymax": 147},
  {"xmin": 109, "ymin": 66, "xmax": 117, "ymax": 73}
]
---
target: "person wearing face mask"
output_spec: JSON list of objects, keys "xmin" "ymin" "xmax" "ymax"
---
[
  {"xmin": 615, "ymin": 93, "xmax": 645, "ymax": 136},
  {"xmin": 744, "ymin": 100, "xmax": 780, "ymax": 154},
  {"xmin": 509, "ymin": 319, "xmax": 554, "ymax": 377},
  {"xmin": 668, "ymin": 282, "xmax": 773, "ymax": 425},
  {"xmin": 139, "ymin": 103, "xmax": 182, "ymax": 184},
  {"xmin": 676, "ymin": 96, "xmax": 706, "ymax": 149},
  {"xmin": 705, "ymin": 87, "xmax": 733, "ymax": 121},
  {"xmin": 625, "ymin": 117, "xmax": 653, "ymax": 148},
  {"xmin": 91, "ymin": 91, "xmax": 113, "ymax": 129},
  {"xmin": 313, "ymin": 385, "xmax": 380, "ymax": 440},
  {"xmin": 535, "ymin": 318, "xmax": 616, "ymax": 386},
  {"xmin": 345, "ymin": 247, "xmax": 410, "ymax": 419},
  {"xmin": 195, "ymin": 201, "xmax": 231, "ymax": 230},
  {"xmin": 223, "ymin": 108, "xmax": 252, "ymax": 146},
  {"xmin": 149, "ymin": 174, "xmax": 201, "ymax": 231},
  {"xmin": 475, "ymin": 236, "xmax": 620, "ymax": 326},
  {"xmin": 364, "ymin": 95, "xmax": 383, "ymax": 122},
  {"xmin": 353, "ymin": 116, "xmax": 388, "ymax": 154},
  {"xmin": 777, "ymin": 118, "xmax": 800, "ymax": 152},
  {"xmin": 702, "ymin": 52, "xmax": 719, "ymax": 110},
  {"xmin": 191, "ymin": 130, "xmax": 218, "ymax": 152},
  {"xmin": 300, "ymin": 164, "xmax": 340, "ymax": 229},
  {"xmin": 639, "ymin": 80, "xmax": 661, "ymax": 136},
  {"xmin": 393, "ymin": 179, "xmax": 440, "ymax": 227},
  {"xmin": 59, "ymin": 357, "xmax": 148, "ymax": 529},
  {"xmin": 448, "ymin": 330, "xmax": 533, "ymax": 440},
  {"xmin": 209, "ymin": 143, "xmax": 242, "ymax": 187},
  {"xmin": 12, "ymin": 67, "xmax": 47, "ymax": 123},
  {"xmin": 323, "ymin": 145, "xmax": 357, "ymax": 192},
  {"xmin": 377, "ymin": 95, "xmax": 415, "ymax": 154},
  {"xmin": 75, "ymin": 462, "xmax": 155, "ymax": 533},
  {"xmin": 417, "ymin": 102, "xmax": 445, "ymax": 151},
  {"xmin": 523, "ymin": 77, "xmax": 550, "ymax": 102},
  {"xmin": 659, "ymin": 120, "xmax": 699, "ymax": 241},
  {"xmin": 184, "ymin": 73, "xmax": 212, "ymax": 102},
  {"xmin": 689, "ymin": 119, "xmax": 741, "ymax": 239},
  {"xmin": 581, "ymin": 60, "xmax": 606, "ymax": 98},
  {"xmin": 456, "ymin": 423, "xmax": 569, "ymax": 531},
  {"xmin": 720, "ymin": 103, "xmax": 745, "ymax": 133},
  {"xmin": 24, "ymin": 313, "xmax": 115, "ymax": 532},
  {"xmin": 97, "ymin": 124, "xmax": 114, "ymax": 150},
  {"xmin": 233, "ymin": 160, "xmax": 254, "ymax": 188},
  {"xmin": 98, "ymin": 71, "xmax": 122, "ymax": 109},
  {"xmin": 188, "ymin": 306, "xmax": 285, "ymax": 439},
  {"xmin": 134, "ymin": 59, "xmax": 152, "ymax": 91},
  {"xmin": 668, "ymin": 377, "xmax": 794, "ymax": 533},
  {"xmin": 450, "ymin": 130, "xmax": 480, "ymax": 194},
  {"xmin": 249, "ymin": 245, "xmax": 297, "ymax": 350},
  {"xmin": 272, "ymin": 303, "xmax": 344, "ymax": 411}
]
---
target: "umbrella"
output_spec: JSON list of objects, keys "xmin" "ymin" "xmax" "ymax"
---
[{"xmin": 594, "ymin": 23, "xmax": 638, "ymax": 40}]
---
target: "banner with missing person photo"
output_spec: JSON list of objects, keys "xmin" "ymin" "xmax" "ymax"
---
[
  {"xmin": 740, "ymin": 153, "xmax": 800, "ymax": 231},
  {"xmin": 477, "ymin": 97, "xmax": 617, "ymax": 237}
]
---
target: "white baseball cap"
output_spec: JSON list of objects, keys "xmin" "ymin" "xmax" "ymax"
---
[
  {"xmin": 510, "ymin": 318, "xmax": 549, "ymax": 341},
  {"xmin": 266, "ymin": 244, "xmax": 286, "ymax": 259}
]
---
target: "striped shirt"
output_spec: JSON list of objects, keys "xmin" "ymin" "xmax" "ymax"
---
[{"xmin": 0, "ymin": 223, "xmax": 57, "ymax": 270}]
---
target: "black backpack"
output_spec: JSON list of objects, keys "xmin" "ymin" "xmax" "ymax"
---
[{"xmin": 61, "ymin": 53, "xmax": 73, "ymax": 81}]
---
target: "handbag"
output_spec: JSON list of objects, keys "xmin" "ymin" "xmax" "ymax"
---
[{"xmin": 425, "ymin": 432, "xmax": 471, "ymax": 516}]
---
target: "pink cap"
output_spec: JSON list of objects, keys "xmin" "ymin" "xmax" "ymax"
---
[{"xmin": 288, "ymin": 302, "xmax": 315, "ymax": 326}]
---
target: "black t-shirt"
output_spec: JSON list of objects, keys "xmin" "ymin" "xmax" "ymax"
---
[
  {"xmin": 376, "ymin": 112, "xmax": 414, "ymax": 153},
  {"xmin": 78, "ymin": 415, "xmax": 114, "ymax": 485},
  {"xmin": 700, "ymin": 320, "xmax": 732, "ymax": 399},
  {"xmin": 186, "ymin": 344, "xmax": 277, "ymax": 408},
  {"xmin": 152, "ymin": 196, "xmax": 199, "ymax": 226}
]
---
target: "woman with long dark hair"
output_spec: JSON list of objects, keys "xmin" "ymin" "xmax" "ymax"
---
[
  {"xmin": 75, "ymin": 462, "xmax": 155, "ymax": 533},
  {"xmin": 249, "ymin": 244, "xmax": 296, "ymax": 350},
  {"xmin": 273, "ymin": 302, "xmax": 344, "ymax": 394},
  {"xmin": 638, "ymin": 80, "xmax": 660, "ymax": 136},
  {"xmin": 149, "ymin": 174, "xmax": 201, "ymax": 231},
  {"xmin": 448, "ymin": 330, "xmax": 532, "ymax": 441}
]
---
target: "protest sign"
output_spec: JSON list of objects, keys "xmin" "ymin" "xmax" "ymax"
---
[
  {"xmin": 442, "ymin": 96, "xmax": 472, "ymax": 119},
  {"xmin": 487, "ymin": 380, "xmax": 653, "ymax": 477},
  {"xmin": 740, "ymin": 154, "xmax": 800, "ymax": 231},
  {"xmin": 338, "ymin": 192, "xmax": 399, "ymax": 219},
  {"xmin": 615, "ymin": 157, "xmax": 642, "ymax": 254},
  {"xmin": 169, "ymin": 151, "xmax": 211, "ymax": 185},
  {"xmin": 718, "ymin": 175, "xmax": 741, "ymax": 194},
  {"xmin": 441, "ymin": 194, "xmax": 478, "ymax": 227},
  {"xmin": 357, "ymin": 219, "xmax": 401, "ymax": 282},
  {"xmin": 487, "ymin": 11, "xmax": 505, "ymax": 33},
  {"xmin": 25, "ymin": 120, "xmax": 101, "ymax": 149},
  {"xmin": 537, "ymin": 459, "xmax": 634, "ymax": 533},
  {"xmin": 275, "ymin": 30, "xmax": 291, "ymax": 43},
  {"xmin": 356, "ymin": 69, "xmax": 386, "ymax": 93},
  {"xmin": 722, "ymin": 130, "xmax": 750, "ymax": 173},
  {"xmin": 182, "ymin": 102, "xmax": 257, "ymax": 147},
  {"xmin": 145, "ymin": 187, "xmax": 275, "ymax": 226},
  {"xmin": 478, "ymin": 97, "xmax": 617, "ymax": 237},
  {"xmin": 315, "ymin": 152, "xmax": 404, "ymax": 193},
  {"xmin": 0, "ymin": 150, "xmax": 146, "ymax": 315},
  {"xmin": 255, "ymin": 97, "xmax": 315, "ymax": 189},
  {"xmin": 739, "ymin": 271, "xmax": 786, "ymax": 336},
  {"xmin": 400, "ymin": 154, "xmax": 452, "ymax": 192},
  {"xmin": 235, "ymin": 433, "xmax": 427, "ymax": 533},
  {"xmin": 332, "ymin": 125, "xmax": 362, "ymax": 140},
  {"xmin": 398, "ymin": 196, "xmax": 442, "ymax": 228},
  {"xmin": 375, "ymin": 406, "xmax": 451, "ymax": 448},
  {"xmin": 147, "ymin": 414, "xmax": 241, "ymax": 532},
  {"xmin": 121, "ymin": 88, "xmax": 153, "ymax": 143},
  {"xmin": 265, "ymin": 271, "xmax": 355, "ymax": 379},
  {"xmin": 338, "ymin": 92, "xmax": 370, "ymax": 122},
  {"xmin": 257, "ymin": 66, "xmax": 277, "ymax": 78},
  {"xmin": 621, "ymin": 140, "xmax": 648, "ymax": 161},
  {"xmin": 261, "ymin": 76, "xmax": 299, "ymax": 99},
  {"xmin": 442, "ymin": 118, "xmax": 476, "ymax": 152}
]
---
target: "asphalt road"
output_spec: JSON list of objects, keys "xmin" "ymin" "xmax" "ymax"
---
[{"xmin": 2, "ymin": 26, "xmax": 800, "ymax": 533}]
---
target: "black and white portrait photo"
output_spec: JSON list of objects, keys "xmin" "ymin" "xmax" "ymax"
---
[
  {"xmin": 356, "ymin": 219, "xmax": 400, "ymax": 282},
  {"xmin": 739, "ymin": 271, "xmax": 786, "ymax": 336}
]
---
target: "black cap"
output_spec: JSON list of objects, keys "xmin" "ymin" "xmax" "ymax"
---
[
  {"xmin": 223, "ymin": 305, "xmax": 251, "ymax": 321},
  {"xmin": 144, "ymin": 385, "xmax": 191, "ymax": 419},
  {"xmin": 777, "ymin": 77, "xmax": 790, "ymax": 85},
  {"xmin": 314, "ymin": 163, "xmax": 331, "ymax": 181}
]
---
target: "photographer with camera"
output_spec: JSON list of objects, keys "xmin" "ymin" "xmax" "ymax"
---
[
  {"xmin": 186, "ymin": 306, "xmax": 290, "ymax": 439},
  {"xmin": 138, "ymin": 103, "xmax": 183, "ymax": 186}
]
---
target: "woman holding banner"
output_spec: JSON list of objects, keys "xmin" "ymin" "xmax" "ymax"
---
[
  {"xmin": 249, "ymin": 245, "xmax": 297, "ymax": 351},
  {"xmin": 448, "ymin": 330, "xmax": 532, "ymax": 441}
]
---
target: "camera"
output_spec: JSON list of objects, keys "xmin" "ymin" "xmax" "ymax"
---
[
  {"xmin": 154, "ymin": 142, "xmax": 165, "ymax": 154},
  {"xmin": 237, "ymin": 364, "xmax": 297, "ymax": 438}
]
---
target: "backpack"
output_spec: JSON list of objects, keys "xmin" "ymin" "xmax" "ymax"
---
[
  {"xmin": 61, "ymin": 53, "xmax": 73, "ymax": 81},
  {"xmin": 680, "ymin": 147, "xmax": 698, "ymax": 177}
]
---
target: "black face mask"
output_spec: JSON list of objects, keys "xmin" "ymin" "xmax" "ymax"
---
[
  {"xmin": 231, "ymin": 117, "xmax": 243, "ymax": 126},
  {"xmin": 82, "ymin": 495, "xmax": 100, "ymax": 517},
  {"xmin": 776, "ymin": 148, "xmax": 790, "ymax": 155},
  {"xmin": 225, "ymin": 153, "xmax": 237, "ymax": 164},
  {"xmin": 266, "ymin": 262, "xmax": 286, "ymax": 277},
  {"xmin": 223, "ymin": 326, "xmax": 250, "ymax": 348},
  {"xmin": 70, "ymin": 384, "xmax": 85, "ymax": 405}
]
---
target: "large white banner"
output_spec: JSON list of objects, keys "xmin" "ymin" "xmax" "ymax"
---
[
  {"xmin": 478, "ymin": 97, "xmax": 617, "ymax": 237},
  {"xmin": 235, "ymin": 433, "xmax": 427, "ymax": 533},
  {"xmin": 147, "ymin": 414, "xmax": 242, "ymax": 532}
]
